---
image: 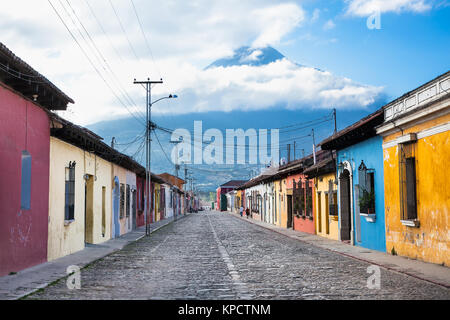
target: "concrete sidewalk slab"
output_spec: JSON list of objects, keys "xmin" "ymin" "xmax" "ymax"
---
[
  {"xmin": 227, "ymin": 211, "xmax": 450, "ymax": 289},
  {"xmin": 0, "ymin": 215, "xmax": 182, "ymax": 300}
]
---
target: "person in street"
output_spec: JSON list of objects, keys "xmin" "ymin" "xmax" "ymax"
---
[
  {"xmin": 246, "ymin": 208, "xmax": 250, "ymax": 219},
  {"xmin": 239, "ymin": 206, "xmax": 244, "ymax": 217}
]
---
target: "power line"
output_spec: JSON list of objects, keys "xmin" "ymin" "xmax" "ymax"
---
[
  {"xmin": 154, "ymin": 130, "xmax": 172, "ymax": 164},
  {"xmin": 48, "ymin": 0, "xmax": 146, "ymax": 126},
  {"xmin": 84, "ymin": 0, "xmax": 125, "ymax": 63},
  {"xmin": 108, "ymin": 0, "xmax": 139, "ymax": 60},
  {"xmin": 129, "ymin": 0, "xmax": 161, "ymax": 79},
  {"xmin": 64, "ymin": 0, "xmax": 146, "ymax": 120}
]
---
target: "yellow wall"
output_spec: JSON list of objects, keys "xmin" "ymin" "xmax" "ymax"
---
[
  {"xmin": 383, "ymin": 116, "xmax": 450, "ymax": 266},
  {"xmin": 314, "ymin": 172, "xmax": 339, "ymax": 241},
  {"xmin": 154, "ymin": 183, "xmax": 161, "ymax": 222},
  {"xmin": 274, "ymin": 178, "xmax": 287, "ymax": 228},
  {"xmin": 48, "ymin": 137, "xmax": 112, "ymax": 261}
]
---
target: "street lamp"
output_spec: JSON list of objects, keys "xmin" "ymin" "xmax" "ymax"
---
[{"xmin": 134, "ymin": 78, "xmax": 178, "ymax": 236}]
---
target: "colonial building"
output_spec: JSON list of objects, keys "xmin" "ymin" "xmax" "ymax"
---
[
  {"xmin": 320, "ymin": 110, "xmax": 386, "ymax": 252},
  {"xmin": 304, "ymin": 150, "xmax": 339, "ymax": 241},
  {"xmin": 0, "ymin": 43, "xmax": 73, "ymax": 276},
  {"xmin": 216, "ymin": 180, "xmax": 247, "ymax": 211},
  {"xmin": 376, "ymin": 71, "xmax": 450, "ymax": 265},
  {"xmin": 47, "ymin": 114, "xmax": 113, "ymax": 260}
]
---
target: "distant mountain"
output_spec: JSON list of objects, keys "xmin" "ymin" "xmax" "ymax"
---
[
  {"xmin": 86, "ymin": 45, "xmax": 386, "ymax": 192},
  {"xmin": 205, "ymin": 46, "xmax": 287, "ymax": 69}
]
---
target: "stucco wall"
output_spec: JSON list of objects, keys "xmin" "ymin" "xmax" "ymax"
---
[
  {"xmin": 47, "ymin": 137, "xmax": 112, "ymax": 261},
  {"xmin": 274, "ymin": 179, "xmax": 287, "ymax": 228},
  {"xmin": 383, "ymin": 118, "xmax": 449, "ymax": 266},
  {"xmin": 287, "ymin": 173, "xmax": 316, "ymax": 235},
  {"xmin": 314, "ymin": 172, "xmax": 339, "ymax": 241},
  {"xmin": 0, "ymin": 84, "xmax": 50, "ymax": 276},
  {"xmin": 337, "ymin": 136, "xmax": 386, "ymax": 252}
]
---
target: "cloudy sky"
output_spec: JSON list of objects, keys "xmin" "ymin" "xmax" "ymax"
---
[{"xmin": 1, "ymin": 0, "xmax": 449, "ymax": 126}]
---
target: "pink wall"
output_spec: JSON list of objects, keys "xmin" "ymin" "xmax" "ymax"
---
[
  {"xmin": 287, "ymin": 172, "xmax": 316, "ymax": 235},
  {"xmin": 0, "ymin": 84, "xmax": 50, "ymax": 276}
]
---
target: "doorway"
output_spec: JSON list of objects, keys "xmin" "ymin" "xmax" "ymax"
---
[
  {"xmin": 84, "ymin": 175, "xmax": 94, "ymax": 244},
  {"xmin": 339, "ymin": 169, "xmax": 351, "ymax": 241},
  {"xmin": 287, "ymin": 194, "xmax": 293, "ymax": 228},
  {"xmin": 132, "ymin": 189, "xmax": 137, "ymax": 229}
]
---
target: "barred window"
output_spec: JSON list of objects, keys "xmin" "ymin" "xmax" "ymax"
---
[
  {"xmin": 126, "ymin": 184, "xmax": 130, "ymax": 217},
  {"xmin": 358, "ymin": 161, "xmax": 375, "ymax": 214},
  {"xmin": 64, "ymin": 162, "xmax": 76, "ymax": 221},
  {"xmin": 328, "ymin": 179, "xmax": 338, "ymax": 216},
  {"xmin": 120, "ymin": 184, "xmax": 125, "ymax": 218},
  {"xmin": 305, "ymin": 181, "xmax": 313, "ymax": 218}
]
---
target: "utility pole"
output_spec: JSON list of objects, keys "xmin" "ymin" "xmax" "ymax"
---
[
  {"xmin": 287, "ymin": 144, "xmax": 291, "ymax": 163},
  {"xmin": 111, "ymin": 137, "xmax": 116, "ymax": 149},
  {"xmin": 293, "ymin": 141, "xmax": 296, "ymax": 161},
  {"xmin": 333, "ymin": 108, "xmax": 337, "ymax": 135},
  {"xmin": 134, "ymin": 78, "xmax": 163, "ymax": 236},
  {"xmin": 312, "ymin": 129, "xmax": 316, "ymax": 165}
]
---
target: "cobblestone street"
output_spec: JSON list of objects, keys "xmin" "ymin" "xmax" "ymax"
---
[{"xmin": 27, "ymin": 212, "xmax": 450, "ymax": 300}]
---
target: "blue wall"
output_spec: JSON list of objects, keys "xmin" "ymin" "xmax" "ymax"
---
[{"xmin": 337, "ymin": 136, "xmax": 386, "ymax": 252}]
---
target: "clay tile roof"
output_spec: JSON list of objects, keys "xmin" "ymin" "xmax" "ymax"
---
[
  {"xmin": 319, "ymin": 108, "xmax": 384, "ymax": 151},
  {"xmin": 0, "ymin": 42, "xmax": 74, "ymax": 110}
]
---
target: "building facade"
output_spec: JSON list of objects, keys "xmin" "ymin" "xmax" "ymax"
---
[
  {"xmin": 304, "ymin": 152, "xmax": 339, "ymax": 240},
  {"xmin": 0, "ymin": 43, "xmax": 73, "ymax": 276},
  {"xmin": 321, "ymin": 110, "xmax": 386, "ymax": 251},
  {"xmin": 376, "ymin": 71, "xmax": 450, "ymax": 265}
]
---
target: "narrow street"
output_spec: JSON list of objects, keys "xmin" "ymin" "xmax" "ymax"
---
[{"xmin": 26, "ymin": 212, "xmax": 449, "ymax": 300}]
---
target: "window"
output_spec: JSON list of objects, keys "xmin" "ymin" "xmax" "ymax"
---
[
  {"xmin": 120, "ymin": 183, "xmax": 125, "ymax": 218},
  {"xmin": 126, "ymin": 184, "xmax": 130, "ymax": 217},
  {"xmin": 140, "ymin": 184, "xmax": 145, "ymax": 211},
  {"xmin": 358, "ymin": 161, "xmax": 375, "ymax": 214},
  {"xmin": 400, "ymin": 142, "xmax": 417, "ymax": 220},
  {"xmin": 328, "ymin": 179, "xmax": 338, "ymax": 216},
  {"xmin": 21, "ymin": 151, "xmax": 32, "ymax": 210},
  {"xmin": 293, "ymin": 179, "xmax": 305, "ymax": 217},
  {"xmin": 64, "ymin": 162, "xmax": 76, "ymax": 221},
  {"xmin": 305, "ymin": 181, "xmax": 313, "ymax": 218}
]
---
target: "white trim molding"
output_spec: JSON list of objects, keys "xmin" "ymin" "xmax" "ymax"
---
[
  {"xmin": 382, "ymin": 122, "xmax": 450, "ymax": 149},
  {"xmin": 384, "ymin": 75, "xmax": 450, "ymax": 122},
  {"xmin": 401, "ymin": 219, "xmax": 420, "ymax": 228},
  {"xmin": 377, "ymin": 98, "xmax": 450, "ymax": 137}
]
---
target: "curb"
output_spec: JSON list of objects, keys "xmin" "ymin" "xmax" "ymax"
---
[{"xmin": 229, "ymin": 212, "xmax": 450, "ymax": 290}]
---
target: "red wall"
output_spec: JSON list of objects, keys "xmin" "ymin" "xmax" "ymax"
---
[
  {"xmin": 0, "ymin": 84, "xmax": 50, "ymax": 276},
  {"xmin": 136, "ymin": 176, "xmax": 145, "ymax": 227},
  {"xmin": 287, "ymin": 172, "xmax": 316, "ymax": 235}
]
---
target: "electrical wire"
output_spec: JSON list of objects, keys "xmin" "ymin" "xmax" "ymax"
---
[
  {"xmin": 63, "ymin": 0, "xmax": 146, "ymax": 120},
  {"xmin": 48, "ymin": 0, "xmax": 146, "ymax": 126},
  {"xmin": 108, "ymin": 0, "xmax": 139, "ymax": 60}
]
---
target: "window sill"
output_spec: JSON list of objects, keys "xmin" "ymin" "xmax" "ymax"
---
[
  {"xmin": 401, "ymin": 219, "xmax": 420, "ymax": 228},
  {"xmin": 360, "ymin": 213, "xmax": 376, "ymax": 223},
  {"xmin": 64, "ymin": 220, "xmax": 75, "ymax": 226}
]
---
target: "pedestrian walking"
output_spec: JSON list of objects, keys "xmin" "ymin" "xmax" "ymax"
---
[
  {"xmin": 239, "ymin": 206, "xmax": 244, "ymax": 217},
  {"xmin": 246, "ymin": 208, "xmax": 250, "ymax": 219}
]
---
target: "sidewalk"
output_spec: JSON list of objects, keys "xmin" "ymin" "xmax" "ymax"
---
[
  {"xmin": 228, "ymin": 211, "xmax": 450, "ymax": 289},
  {"xmin": 0, "ymin": 214, "xmax": 186, "ymax": 300}
]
